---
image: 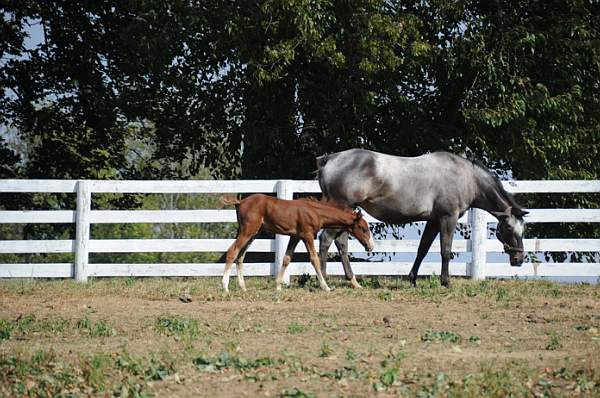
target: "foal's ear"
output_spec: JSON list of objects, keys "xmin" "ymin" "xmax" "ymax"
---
[{"xmin": 353, "ymin": 209, "xmax": 362, "ymax": 221}]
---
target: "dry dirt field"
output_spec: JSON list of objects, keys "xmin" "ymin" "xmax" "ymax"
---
[{"xmin": 1, "ymin": 276, "xmax": 599, "ymax": 397}]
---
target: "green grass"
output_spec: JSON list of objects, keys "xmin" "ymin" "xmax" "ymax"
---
[
  {"xmin": 421, "ymin": 330, "xmax": 462, "ymax": 344},
  {"xmin": 0, "ymin": 277, "xmax": 597, "ymax": 304},
  {"xmin": 287, "ymin": 321, "xmax": 305, "ymax": 334},
  {"xmin": 76, "ymin": 316, "xmax": 115, "ymax": 337}
]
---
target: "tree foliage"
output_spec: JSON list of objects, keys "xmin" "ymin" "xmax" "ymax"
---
[{"xmin": 1, "ymin": 1, "xmax": 598, "ymax": 253}]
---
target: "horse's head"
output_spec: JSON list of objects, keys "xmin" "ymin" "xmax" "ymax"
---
[
  {"xmin": 493, "ymin": 207, "xmax": 529, "ymax": 266},
  {"xmin": 350, "ymin": 210, "xmax": 375, "ymax": 252}
]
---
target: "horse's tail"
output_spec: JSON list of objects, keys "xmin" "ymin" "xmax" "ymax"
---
[
  {"xmin": 219, "ymin": 195, "xmax": 242, "ymax": 207},
  {"xmin": 315, "ymin": 153, "xmax": 337, "ymax": 198}
]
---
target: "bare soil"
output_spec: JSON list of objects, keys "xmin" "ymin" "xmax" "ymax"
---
[{"xmin": 1, "ymin": 277, "xmax": 599, "ymax": 397}]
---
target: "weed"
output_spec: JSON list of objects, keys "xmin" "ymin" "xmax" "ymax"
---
[
  {"xmin": 76, "ymin": 315, "xmax": 92, "ymax": 330},
  {"xmin": 145, "ymin": 357, "xmax": 175, "ymax": 381},
  {"xmin": 91, "ymin": 320, "xmax": 115, "ymax": 337},
  {"xmin": 15, "ymin": 314, "xmax": 36, "ymax": 333},
  {"xmin": 319, "ymin": 342, "xmax": 333, "ymax": 358},
  {"xmin": 421, "ymin": 330, "xmax": 462, "ymax": 344},
  {"xmin": 546, "ymin": 331, "xmax": 562, "ymax": 350},
  {"xmin": 0, "ymin": 320, "xmax": 12, "ymax": 340},
  {"xmin": 76, "ymin": 316, "xmax": 115, "ymax": 337},
  {"xmin": 574, "ymin": 324, "xmax": 590, "ymax": 331},
  {"xmin": 281, "ymin": 388, "xmax": 316, "ymax": 398},
  {"xmin": 297, "ymin": 273, "xmax": 311, "ymax": 288},
  {"xmin": 345, "ymin": 349, "xmax": 357, "ymax": 361},
  {"xmin": 360, "ymin": 276, "xmax": 381, "ymax": 289},
  {"xmin": 468, "ymin": 335, "xmax": 481, "ymax": 344},
  {"xmin": 193, "ymin": 352, "xmax": 275, "ymax": 372},
  {"xmin": 377, "ymin": 290, "xmax": 392, "ymax": 301},
  {"xmin": 428, "ymin": 274, "xmax": 441, "ymax": 289},
  {"xmin": 287, "ymin": 321, "xmax": 304, "ymax": 334},
  {"xmin": 496, "ymin": 286, "xmax": 509, "ymax": 301},
  {"xmin": 124, "ymin": 276, "xmax": 136, "ymax": 286},
  {"xmin": 155, "ymin": 315, "xmax": 199, "ymax": 340},
  {"xmin": 380, "ymin": 366, "xmax": 398, "ymax": 386}
]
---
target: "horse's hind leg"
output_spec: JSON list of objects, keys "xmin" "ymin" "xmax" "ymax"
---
[
  {"xmin": 276, "ymin": 236, "xmax": 300, "ymax": 290},
  {"xmin": 408, "ymin": 220, "xmax": 439, "ymax": 287},
  {"xmin": 304, "ymin": 236, "xmax": 331, "ymax": 292},
  {"xmin": 318, "ymin": 228, "xmax": 337, "ymax": 278},
  {"xmin": 235, "ymin": 238, "xmax": 255, "ymax": 292},
  {"xmin": 334, "ymin": 231, "xmax": 361, "ymax": 289},
  {"xmin": 222, "ymin": 229, "xmax": 257, "ymax": 292}
]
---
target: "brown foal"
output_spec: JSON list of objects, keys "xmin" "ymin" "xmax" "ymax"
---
[{"xmin": 220, "ymin": 194, "xmax": 375, "ymax": 292}]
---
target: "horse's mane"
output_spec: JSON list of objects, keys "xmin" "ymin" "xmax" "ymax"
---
[{"xmin": 470, "ymin": 159, "xmax": 523, "ymax": 210}]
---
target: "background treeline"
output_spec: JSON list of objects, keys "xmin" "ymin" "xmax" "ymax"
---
[{"xmin": 1, "ymin": 1, "xmax": 598, "ymax": 262}]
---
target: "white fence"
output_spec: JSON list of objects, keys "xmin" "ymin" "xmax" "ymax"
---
[{"xmin": 0, "ymin": 179, "xmax": 599, "ymax": 282}]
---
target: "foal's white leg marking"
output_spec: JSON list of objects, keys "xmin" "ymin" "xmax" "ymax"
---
[
  {"xmin": 222, "ymin": 262, "xmax": 233, "ymax": 292},
  {"xmin": 236, "ymin": 261, "xmax": 246, "ymax": 292},
  {"xmin": 276, "ymin": 255, "xmax": 292, "ymax": 291},
  {"xmin": 350, "ymin": 276, "xmax": 362, "ymax": 289},
  {"xmin": 313, "ymin": 256, "xmax": 331, "ymax": 292}
]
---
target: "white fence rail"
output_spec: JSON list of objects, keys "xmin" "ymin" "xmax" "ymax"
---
[{"xmin": 0, "ymin": 179, "xmax": 599, "ymax": 282}]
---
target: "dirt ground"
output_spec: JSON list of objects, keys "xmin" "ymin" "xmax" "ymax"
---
[{"xmin": 1, "ymin": 277, "xmax": 599, "ymax": 397}]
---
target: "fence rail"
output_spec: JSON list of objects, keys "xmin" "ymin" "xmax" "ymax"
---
[{"xmin": 1, "ymin": 179, "xmax": 599, "ymax": 282}]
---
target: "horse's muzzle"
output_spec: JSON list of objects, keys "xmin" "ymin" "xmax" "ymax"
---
[{"xmin": 510, "ymin": 258, "xmax": 523, "ymax": 267}]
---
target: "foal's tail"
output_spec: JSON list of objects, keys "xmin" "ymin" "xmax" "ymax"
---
[{"xmin": 219, "ymin": 195, "xmax": 242, "ymax": 207}]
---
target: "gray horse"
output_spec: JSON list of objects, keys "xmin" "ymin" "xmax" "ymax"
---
[{"xmin": 317, "ymin": 149, "xmax": 528, "ymax": 288}]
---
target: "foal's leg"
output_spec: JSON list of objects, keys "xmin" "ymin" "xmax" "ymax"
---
[
  {"xmin": 318, "ymin": 228, "xmax": 337, "ymax": 278},
  {"xmin": 334, "ymin": 231, "xmax": 361, "ymax": 289},
  {"xmin": 439, "ymin": 214, "xmax": 459, "ymax": 288},
  {"xmin": 276, "ymin": 236, "xmax": 300, "ymax": 291},
  {"xmin": 304, "ymin": 236, "xmax": 331, "ymax": 292},
  {"xmin": 408, "ymin": 220, "xmax": 440, "ymax": 287},
  {"xmin": 222, "ymin": 229, "xmax": 257, "ymax": 292},
  {"xmin": 235, "ymin": 238, "xmax": 254, "ymax": 292}
]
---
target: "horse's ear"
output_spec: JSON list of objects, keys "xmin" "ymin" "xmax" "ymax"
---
[
  {"xmin": 511, "ymin": 208, "xmax": 529, "ymax": 218},
  {"xmin": 353, "ymin": 209, "xmax": 362, "ymax": 221}
]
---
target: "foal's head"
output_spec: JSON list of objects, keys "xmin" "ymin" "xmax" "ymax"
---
[
  {"xmin": 349, "ymin": 210, "xmax": 375, "ymax": 252},
  {"xmin": 493, "ymin": 207, "xmax": 529, "ymax": 266}
]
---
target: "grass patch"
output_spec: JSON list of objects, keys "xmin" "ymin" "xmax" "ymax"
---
[
  {"xmin": 193, "ymin": 351, "xmax": 276, "ymax": 372},
  {"xmin": 155, "ymin": 315, "xmax": 199, "ymax": 341},
  {"xmin": 76, "ymin": 316, "xmax": 115, "ymax": 337},
  {"xmin": 421, "ymin": 330, "xmax": 462, "ymax": 344},
  {"xmin": 287, "ymin": 321, "xmax": 305, "ymax": 334},
  {"xmin": 546, "ymin": 331, "xmax": 562, "ymax": 351}
]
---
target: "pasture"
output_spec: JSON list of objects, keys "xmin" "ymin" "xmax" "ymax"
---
[{"xmin": 1, "ymin": 277, "xmax": 598, "ymax": 397}]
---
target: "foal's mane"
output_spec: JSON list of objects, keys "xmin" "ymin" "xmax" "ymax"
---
[
  {"xmin": 297, "ymin": 196, "xmax": 353, "ymax": 213},
  {"xmin": 470, "ymin": 159, "xmax": 523, "ymax": 211}
]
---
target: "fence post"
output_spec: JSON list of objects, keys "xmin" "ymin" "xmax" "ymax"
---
[
  {"xmin": 74, "ymin": 180, "xmax": 91, "ymax": 282},
  {"xmin": 274, "ymin": 180, "xmax": 293, "ymax": 284},
  {"xmin": 468, "ymin": 208, "xmax": 487, "ymax": 280}
]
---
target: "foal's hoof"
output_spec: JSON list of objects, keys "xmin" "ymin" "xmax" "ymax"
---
[{"xmin": 350, "ymin": 277, "xmax": 363, "ymax": 289}]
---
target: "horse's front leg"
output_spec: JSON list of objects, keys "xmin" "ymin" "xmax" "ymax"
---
[
  {"xmin": 304, "ymin": 236, "xmax": 331, "ymax": 292},
  {"xmin": 334, "ymin": 231, "xmax": 361, "ymax": 289},
  {"xmin": 318, "ymin": 228, "xmax": 337, "ymax": 278},
  {"xmin": 439, "ymin": 214, "xmax": 459, "ymax": 288}
]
